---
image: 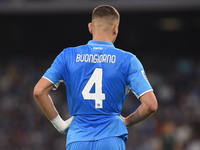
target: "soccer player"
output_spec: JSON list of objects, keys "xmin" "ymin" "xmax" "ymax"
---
[{"xmin": 33, "ymin": 5, "xmax": 158, "ymax": 150}]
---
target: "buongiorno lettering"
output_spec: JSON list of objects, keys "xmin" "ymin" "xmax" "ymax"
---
[{"xmin": 76, "ymin": 54, "xmax": 116, "ymax": 63}]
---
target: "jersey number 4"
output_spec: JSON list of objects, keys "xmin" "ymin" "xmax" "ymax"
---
[{"xmin": 82, "ymin": 68, "xmax": 105, "ymax": 109}]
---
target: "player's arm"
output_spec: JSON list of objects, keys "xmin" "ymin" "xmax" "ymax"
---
[
  {"xmin": 121, "ymin": 91, "xmax": 158, "ymax": 128},
  {"xmin": 33, "ymin": 77, "xmax": 58, "ymax": 120},
  {"xmin": 33, "ymin": 77, "xmax": 73, "ymax": 134}
]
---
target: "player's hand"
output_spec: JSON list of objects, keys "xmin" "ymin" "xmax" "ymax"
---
[
  {"xmin": 51, "ymin": 115, "xmax": 74, "ymax": 134},
  {"xmin": 120, "ymin": 115, "xmax": 129, "ymax": 129},
  {"xmin": 120, "ymin": 115, "xmax": 125, "ymax": 122},
  {"xmin": 60, "ymin": 116, "xmax": 74, "ymax": 134}
]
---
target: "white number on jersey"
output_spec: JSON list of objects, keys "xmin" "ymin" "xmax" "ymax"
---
[{"xmin": 82, "ymin": 68, "xmax": 105, "ymax": 108}]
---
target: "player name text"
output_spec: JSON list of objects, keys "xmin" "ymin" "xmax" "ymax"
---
[{"xmin": 76, "ymin": 54, "xmax": 116, "ymax": 63}]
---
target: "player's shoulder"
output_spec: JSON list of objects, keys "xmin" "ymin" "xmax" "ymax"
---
[
  {"xmin": 114, "ymin": 47, "xmax": 136, "ymax": 59},
  {"xmin": 114, "ymin": 47, "xmax": 143, "ymax": 68}
]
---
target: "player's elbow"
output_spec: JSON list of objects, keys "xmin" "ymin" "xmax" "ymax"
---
[
  {"xmin": 33, "ymin": 85, "xmax": 43, "ymax": 99},
  {"xmin": 147, "ymin": 98, "xmax": 158, "ymax": 114},
  {"xmin": 142, "ymin": 98, "xmax": 158, "ymax": 115},
  {"xmin": 149, "ymin": 100, "xmax": 158, "ymax": 113},
  {"xmin": 140, "ymin": 92, "xmax": 158, "ymax": 114}
]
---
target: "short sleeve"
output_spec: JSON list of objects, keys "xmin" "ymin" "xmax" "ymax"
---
[
  {"xmin": 43, "ymin": 50, "xmax": 65, "ymax": 90},
  {"xmin": 127, "ymin": 55, "xmax": 153, "ymax": 98}
]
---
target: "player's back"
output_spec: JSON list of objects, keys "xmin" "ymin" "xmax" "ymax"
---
[
  {"xmin": 43, "ymin": 40, "xmax": 152, "ymax": 145},
  {"xmin": 64, "ymin": 40, "xmax": 132, "ymax": 116},
  {"xmin": 65, "ymin": 40, "xmax": 129, "ymax": 145},
  {"xmin": 43, "ymin": 39, "xmax": 152, "ymax": 145}
]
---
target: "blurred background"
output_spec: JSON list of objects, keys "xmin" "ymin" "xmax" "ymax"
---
[{"xmin": 0, "ymin": 0, "xmax": 200, "ymax": 150}]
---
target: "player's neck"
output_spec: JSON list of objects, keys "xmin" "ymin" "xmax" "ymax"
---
[{"xmin": 92, "ymin": 34, "xmax": 114, "ymax": 43}]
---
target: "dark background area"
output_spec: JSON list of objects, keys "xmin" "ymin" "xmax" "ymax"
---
[
  {"xmin": 1, "ymin": 2, "xmax": 200, "ymax": 150},
  {"xmin": 1, "ymin": 9, "xmax": 200, "ymax": 59}
]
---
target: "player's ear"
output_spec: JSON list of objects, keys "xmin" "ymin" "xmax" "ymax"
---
[
  {"xmin": 113, "ymin": 24, "xmax": 119, "ymax": 36},
  {"xmin": 88, "ymin": 23, "xmax": 93, "ymax": 34}
]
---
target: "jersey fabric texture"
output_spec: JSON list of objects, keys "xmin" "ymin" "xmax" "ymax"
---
[
  {"xmin": 43, "ymin": 40, "xmax": 153, "ymax": 147},
  {"xmin": 66, "ymin": 136, "xmax": 125, "ymax": 150}
]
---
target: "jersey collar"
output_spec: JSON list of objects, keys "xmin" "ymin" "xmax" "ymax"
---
[{"xmin": 87, "ymin": 40, "xmax": 115, "ymax": 47}]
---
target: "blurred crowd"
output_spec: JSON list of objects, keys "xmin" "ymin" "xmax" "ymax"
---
[
  {"xmin": 0, "ymin": 54, "xmax": 200, "ymax": 150},
  {"xmin": 124, "ymin": 55, "xmax": 200, "ymax": 150}
]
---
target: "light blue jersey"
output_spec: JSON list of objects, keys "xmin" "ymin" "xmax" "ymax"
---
[{"xmin": 43, "ymin": 40, "xmax": 153, "ymax": 146}]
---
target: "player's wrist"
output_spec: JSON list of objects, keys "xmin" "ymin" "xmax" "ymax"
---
[
  {"xmin": 125, "ymin": 115, "xmax": 134, "ymax": 128},
  {"xmin": 50, "ymin": 114, "xmax": 73, "ymax": 134}
]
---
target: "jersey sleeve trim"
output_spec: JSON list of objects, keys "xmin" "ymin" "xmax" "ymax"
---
[
  {"xmin": 132, "ymin": 89, "xmax": 153, "ymax": 99},
  {"xmin": 42, "ymin": 76, "xmax": 62, "ymax": 90},
  {"xmin": 138, "ymin": 89, "xmax": 153, "ymax": 98},
  {"xmin": 42, "ymin": 76, "xmax": 54, "ymax": 84}
]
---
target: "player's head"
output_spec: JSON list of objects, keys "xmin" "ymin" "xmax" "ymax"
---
[{"xmin": 88, "ymin": 5, "xmax": 120, "ymax": 43}]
